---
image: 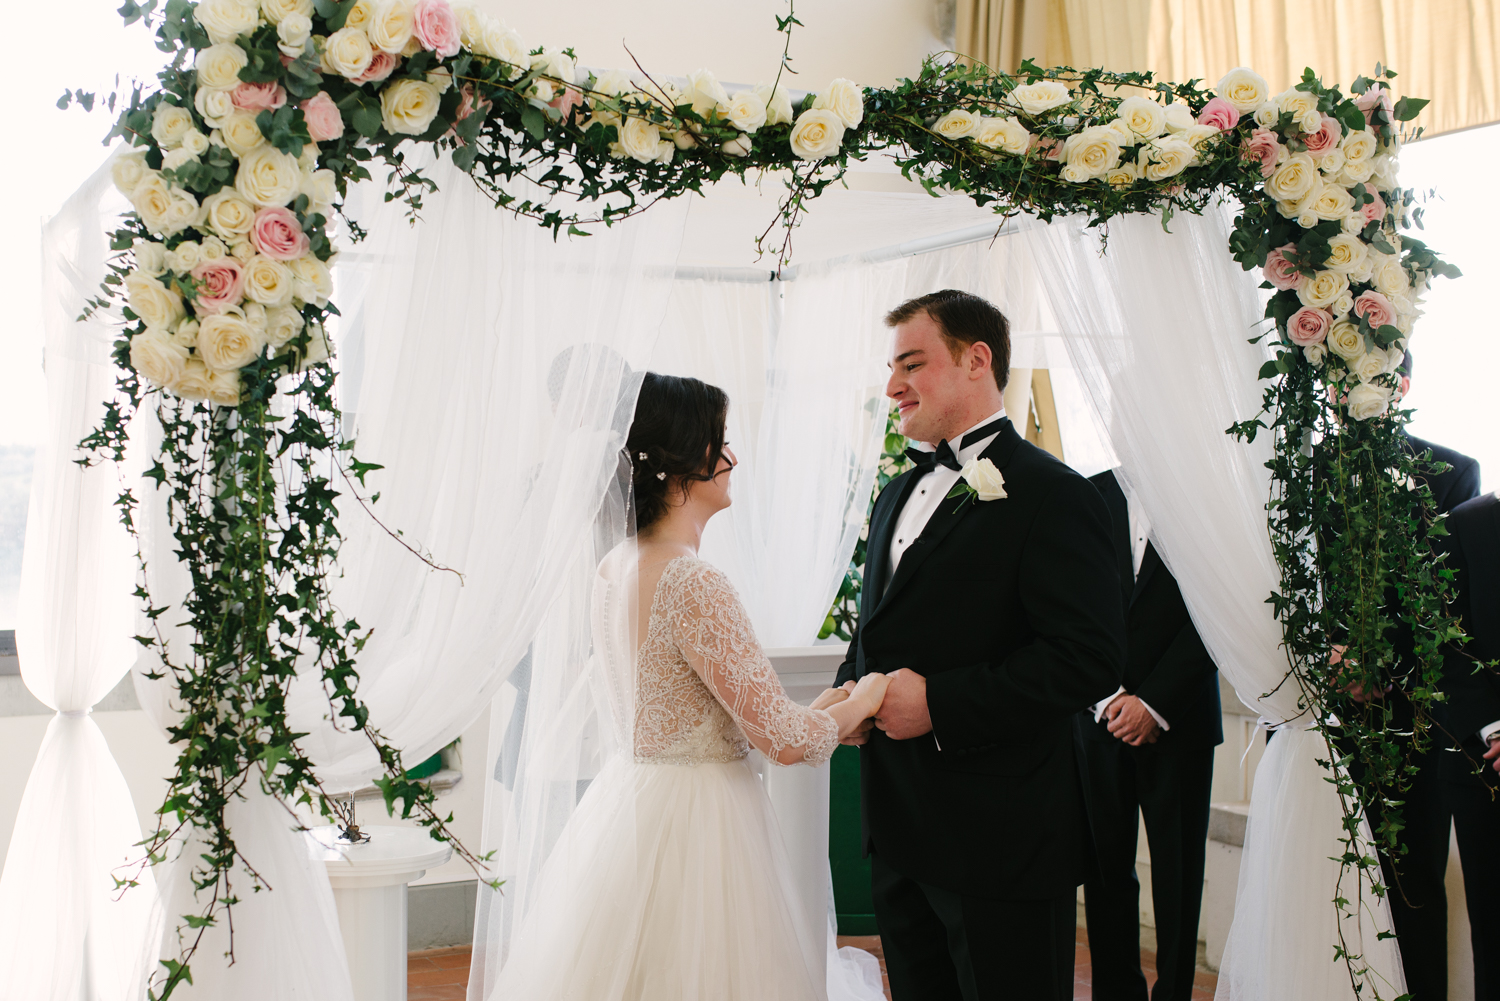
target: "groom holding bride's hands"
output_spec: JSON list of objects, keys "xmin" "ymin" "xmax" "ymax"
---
[{"xmin": 826, "ymin": 291, "xmax": 1126, "ymax": 1001}]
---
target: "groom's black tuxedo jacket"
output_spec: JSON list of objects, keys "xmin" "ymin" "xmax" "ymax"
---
[
  {"xmin": 835, "ymin": 419, "xmax": 1126, "ymax": 900},
  {"xmin": 1436, "ymin": 491, "xmax": 1500, "ymax": 782}
]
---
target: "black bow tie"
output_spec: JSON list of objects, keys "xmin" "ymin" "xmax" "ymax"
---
[{"xmin": 903, "ymin": 417, "xmax": 1007, "ymax": 474}]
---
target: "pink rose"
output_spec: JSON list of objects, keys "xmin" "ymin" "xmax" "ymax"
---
[
  {"xmin": 191, "ymin": 259, "xmax": 248, "ymax": 315},
  {"xmin": 1037, "ymin": 136, "xmax": 1062, "ymax": 161},
  {"xmin": 353, "ymin": 50, "xmax": 400, "ymax": 85},
  {"xmin": 549, "ymin": 85, "xmax": 584, "ymax": 124},
  {"xmin": 231, "ymin": 81, "xmax": 288, "ymax": 113},
  {"xmin": 1359, "ymin": 183, "xmax": 1386, "ymax": 224},
  {"xmin": 1262, "ymin": 244, "xmax": 1303, "ymax": 291},
  {"xmin": 1302, "ymin": 114, "xmax": 1342, "ymax": 158},
  {"xmin": 1287, "ymin": 306, "xmax": 1332, "ymax": 346},
  {"xmin": 1353, "ymin": 290, "xmax": 1395, "ymax": 330},
  {"xmin": 446, "ymin": 83, "xmax": 492, "ymax": 144},
  {"xmin": 1242, "ymin": 127, "xmax": 1281, "ymax": 178},
  {"xmin": 301, "ymin": 91, "xmax": 344, "ymax": 143},
  {"xmin": 412, "ymin": 0, "xmax": 461, "ymax": 58},
  {"xmin": 250, "ymin": 206, "xmax": 311, "ymax": 261},
  {"xmin": 1356, "ymin": 85, "xmax": 1393, "ymax": 127},
  {"xmin": 1197, "ymin": 97, "xmax": 1240, "ymax": 132}
]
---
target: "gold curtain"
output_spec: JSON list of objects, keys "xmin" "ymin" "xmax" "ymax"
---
[{"xmin": 956, "ymin": 0, "xmax": 1500, "ymax": 137}]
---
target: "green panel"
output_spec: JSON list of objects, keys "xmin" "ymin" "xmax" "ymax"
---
[{"xmin": 828, "ymin": 744, "xmax": 878, "ymax": 935}]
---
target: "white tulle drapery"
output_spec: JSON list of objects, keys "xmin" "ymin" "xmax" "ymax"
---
[
  {"xmin": 0, "ymin": 156, "xmax": 156, "ymax": 1001},
  {"xmin": 1025, "ymin": 208, "xmax": 1404, "ymax": 999}
]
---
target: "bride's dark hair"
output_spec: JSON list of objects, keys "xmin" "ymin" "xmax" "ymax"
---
[{"xmin": 626, "ymin": 372, "xmax": 730, "ymax": 531}]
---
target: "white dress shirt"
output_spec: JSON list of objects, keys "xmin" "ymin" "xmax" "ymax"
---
[
  {"xmin": 1091, "ymin": 478, "xmax": 1170, "ymax": 733},
  {"xmin": 887, "ymin": 409, "xmax": 1007, "ymax": 580}
]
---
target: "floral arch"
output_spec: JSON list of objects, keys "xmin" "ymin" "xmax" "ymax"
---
[{"xmin": 52, "ymin": 0, "xmax": 1466, "ymax": 996}]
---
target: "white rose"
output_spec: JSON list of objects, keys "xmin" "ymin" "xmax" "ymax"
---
[
  {"xmin": 1296, "ymin": 210, "xmax": 1319, "ymax": 229},
  {"xmin": 812, "ymin": 78, "xmax": 864, "ymax": 129},
  {"xmin": 1010, "ymin": 79, "xmax": 1072, "ymax": 117},
  {"xmin": 975, "ymin": 116, "xmax": 1030, "ymax": 154},
  {"xmin": 1353, "ymin": 350, "xmax": 1387, "ymax": 384},
  {"xmin": 592, "ymin": 69, "xmax": 634, "ymax": 97},
  {"xmin": 207, "ymin": 369, "xmax": 243, "ymax": 407},
  {"xmin": 1265, "ymin": 152, "xmax": 1318, "ymax": 202},
  {"xmin": 201, "ymin": 236, "xmax": 227, "ymax": 261},
  {"xmin": 130, "ymin": 175, "xmax": 176, "ymax": 234},
  {"xmin": 277, "ymin": 13, "xmax": 312, "ymax": 55},
  {"xmin": 162, "ymin": 147, "xmax": 199, "ymax": 173},
  {"xmin": 194, "ymin": 0, "xmax": 260, "ymax": 45},
  {"xmin": 1140, "ymin": 137, "xmax": 1194, "ymax": 180},
  {"xmin": 260, "ymin": 0, "xmax": 312, "ymax": 23},
  {"xmin": 1346, "ymin": 382, "xmax": 1392, "ymax": 420},
  {"xmin": 152, "ymin": 103, "xmax": 195, "ymax": 149},
  {"xmin": 1307, "ymin": 181, "xmax": 1354, "ymax": 221},
  {"xmin": 959, "ymin": 457, "xmax": 1007, "ymax": 501},
  {"xmin": 1252, "ymin": 101, "xmax": 1280, "ymax": 128},
  {"xmin": 381, "ymin": 78, "xmax": 442, "ymax": 135},
  {"xmin": 323, "ymin": 26, "xmax": 374, "ymax": 79},
  {"xmin": 1104, "ymin": 161, "xmax": 1142, "ymax": 188},
  {"xmin": 1341, "ymin": 128, "xmax": 1378, "ymax": 168},
  {"xmin": 194, "ymin": 87, "xmax": 235, "ymax": 127},
  {"xmin": 230, "ymin": 238, "xmax": 256, "ymax": 261},
  {"xmin": 300, "ymin": 169, "xmax": 337, "ymax": 216},
  {"xmin": 1303, "ymin": 342, "xmax": 1328, "ymax": 366},
  {"xmin": 1327, "ymin": 319, "xmax": 1366, "ymax": 361},
  {"xmin": 1216, "ymin": 67, "xmax": 1270, "ymax": 113},
  {"xmin": 618, "ymin": 117, "xmax": 663, "ymax": 163},
  {"xmin": 452, "ymin": 3, "xmax": 484, "ymax": 47},
  {"xmin": 721, "ymin": 135, "xmax": 752, "ymax": 157},
  {"xmin": 203, "ymin": 188, "xmax": 258, "ymax": 237},
  {"xmin": 530, "ymin": 79, "xmax": 555, "ymax": 104},
  {"xmin": 244, "ymin": 255, "xmax": 295, "ymax": 306},
  {"xmin": 1373, "ymin": 257, "xmax": 1410, "ymax": 296},
  {"xmin": 181, "ymin": 130, "xmax": 211, "ymax": 157},
  {"xmin": 426, "ymin": 67, "xmax": 454, "ymax": 93},
  {"xmin": 125, "ymin": 272, "xmax": 186, "ymax": 330},
  {"xmin": 112, "ymin": 151, "xmax": 151, "ymax": 197},
  {"xmin": 168, "ymin": 240, "xmax": 203, "ymax": 273},
  {"xmin": 344, "ymin": 0, "xmax": 375, "ymax": 32},
  {"xmin": 133, "ymin": 239, "xmax": 168, "ymax": 276},
  {"xmin": 264, "ymin": 304, "xmax": 305, "ymax": 348},
  {"xmin": 932, "ymin": 110, "xmax": 980, "ymax": 140},
  {"xmin": 171, "ymin": 318, "xmax": 200, "ymax": 349},
  {"xmin": 1115, "ymin": 96, "xmax": 1166, "ymax": 139},
  {"xmin": 242, "ymin": 302, "xmax": 268, "ymax": 332},
  {"xmin": 130, "ymin": 328, "xmax": 190, "ymax": 389},
  {"xmin": 1371, "ymin": 154, "xmax": 1399, "ymax": 190},
  {"xmin": 754, "ymin": 83, "xmax": 795, "ymax": 126},
  {"xmin": 532, "ymin": 48, "xmax": 577, "ymax": 86},
  {"xmin": 1100, "ymin": 118, "xmax": 1134, "ymax": 145},
  {"xmin": 288, "ymin": 254, "xmax": 333, "ymax": 306},
  {"xmin": 367, "ymin": 0, "xmax": 414, "ymax": 53},
  {"xmin": 1060, "ymin": 162, "xmax": 1092, "ymax": 183},
  {"xmin": 788, "ymin": 108, "xmax": 846, "ymax": 160},
  {"xmin": 1297, "ymin": 269, "xmax": 1350, "ymax": 309},
  {"xmin": 292, "ymin": 322, "xmax": 332, "ymax": 372},
  {"xmin": 1319, "ymin": 148, "xmax": 1346, "ymax": 175},
  {"xmin": 197, "ymin": 312, "xmax": 266, "ymax": 370},
  {"xmin": 1178, "ymin": 123, "xmax": 1220, "ymax": 150},
  {"xmin": 169, "ymin": 359, "xmax": 214, "ymax": 401},
  {"xmin": 235, "ymin": 145, "xmax": 302, "ymax": 207},
  {"xmin": 220, "ymin": 112, "xmax": 267, "ymax": 156},
  {"xmin": 1163, "ymin": 102, "xmax": 1196, "ymax": 133},
  {"xmin": 1064, "ymin": 125, "xmax": 1122, "ymax": 178},
  {"xmin": 195, "ymin": 43, "xmax": 249, "ymax": 90},
  {"xmin": 1332, "ymin": 291, "xmax": 1354, "ymax": 318},
  {"xmin": 481, "ymin": 23, "xmax": 527, "ymax": 78},
  {"xmin": 725, "ymin": 90, "xmax": 767, "ymax": 133}
]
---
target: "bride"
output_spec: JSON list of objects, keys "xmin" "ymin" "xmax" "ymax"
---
[{"xmin": 488, "ymin": 372, "xmax": 891, "ymax": 1000}]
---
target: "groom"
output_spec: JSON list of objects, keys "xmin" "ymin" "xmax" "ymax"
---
[{"xmin": 836, "ymin": 290, "xmax": 1126, "ymax": 1000}]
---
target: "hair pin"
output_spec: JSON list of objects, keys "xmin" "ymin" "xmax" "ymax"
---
[
  {"xmin": 656, "ymin": 472, "xmax": 666, "ymax": 480},
  {"xmin": 638, "ymin": 452, "xmax": 648, "ymax": 460}
]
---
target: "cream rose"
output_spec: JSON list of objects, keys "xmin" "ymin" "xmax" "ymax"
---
[
  {"xmin": 725, "ymin": 90, "xmax": 767, "ymax": 133},
  {"xmin": 162, "ymin": 147, "xmax": 199, "ymax": 172},
  {"xmin": 112, "ymin": 152, "xmax": 151, "ymax": 197},
  {"xmin": 1353, "ymin": 350, "xmax": 1387, "ymax": 384},
  {"xmin": 1216, "ymin": 67, "xmax": 1270, "ymax": 113},
  {"xmin": 1373, "ymin": 257, "xmax": 1410, "ymax": 296},
  {"xmin": 264, "ymin": 304, "xmax": 305, "ymax": 348},
  {"xmin": 480, "ymin": 22, "xmax": 527, "ymax": 77},
  {"xmin": 168, "ymin": 359, "xmax": 214, "ymax": 401},
  {"xmin": 182, "ymin": 130, "xmax": 211, "ymax": 157},
  {"xmin": 1346, "ymin": 382, "xmax": 1392, "ymax": 420},
  {"xmin": 1322, "ymin": 233, "xmax": 1368, "ymax": 274},
  {"xmin": 260, "ymin": 0, "xmax": 312, "ymax": 22},
  {"xmin": 167, "ymin": 240, "xmax": 203, "ymax": 274},
  {"xmin": 1010, "ymin": 79, "xmax": 1071, "ymax": 117},
  {"xmin": 195, "ymin": 87, "xmax": 235, "ymax": 127},
  {"xmin": 197, "ymin": 312, "xmax": 266, "ymax": 370},
  {"xmin": 1252, "ymin": 101, "xmax": 1280, "ymax": 129},
  {"xmin": 958, "ymin": 457, "xmax": 1007, "ymax": 501},
  {"xmin": 207, "ymin": 369, "xmax": 243, "ymax": 406},
  {"xmin": 975, "ymin": 116, "xmax": 1030, "ymax": 154},
  {"xmin": 533, "ymin": 48, "xmax": 578, "ymax": 86},
  {"xmin": 932, "ymin": 109, "xmax": 980, "ymax": 140},
  {"xmin": 1306, "ymin": 181, "xmax": 1354, "ymax": 221},
  {"xmin": 125, "ymin": 272, "xmax": 186, "ymax": 330},
  {"xmin": 243, "ymin": 255, "xmax": 295, "ymax": 306},
  {"xmin": 289, "ymin": 255, "xmax": 334, "ymax": 306},
  {"xmin": 618, "ymin": 117, "xmax": 663, "ymax": 163},
  {"xmin": 1276, "ymin": 88, "xmax": 1322, "ymax": 132},
  {"xmin": 195, "ymin": 43, "xmax": 249, "ymax": 91},
  {"xmin": 789, "ymin": 108, "xmax": 846, "ymax": 160},
  {"xmin": 1140, "ymin": 137, "xmax": 1194, "ymax": 180},
  {"xmin": 380, "ymin": 78, "xmax": 442, "ymax": 135},
  {"xmin": 1265, "ymin": 152, "xmax": 1318, "ymax": 202},
  {"xmin": 130, "ymin": 175, "xmax": 176, "ymax": 234},
  {"xmin": 1340, "ymin": 128, "xmax": 1378, "ymax": 169},
  {"xmin": 300, "ymin": 169, "xmax": 337, "ymax": 217},
  {"xmin": 1064, "ymin": 125, "xmax": 1122, "ymax": 178},
  {"xmin": 1304, "ymin": 342, "xmax": 1328, "ymax": 366},
  {"xmin": 194, "ymin": 0, "xmax": 260, "ymax": 45},
  {"xmin": 1371, "ymin": 154, "xmax": 1399, "ymax": 190},
  {"xmin": 1104, "ymin": 162, "xmax": 1141, "ymax": 188},
  {"xmin": 1163, "ymin": 102, "xmax": 1196, "ymax": 133},
  {"xmin": 130, "ymin": 328, "xmax": 190, "ymax": 389},
  {"xmin": 367, "ymin": 0, "xmax": 415, "ymax": 53},
  {"xmin": 1115, "ymin": 96, "xmax": 1166, "ymax": 139},
  {"xmin": 345, "ymin": 0, "xmax": 375, "ymax": 30},
  {"xmin": 220, "ymin": 112, "xmax": 267, "ymax": 156},
  {"xmin": 1327, "ymin": 319, "xmax": 1366, "ymax": 361},
  {"xmin": 1297, "ymin": 269, "xmax": 1350, "ymax": 309},
  {"xmin": 324, "ymin": 26, "xmax": 375, "ymax": 79},
  {"xmin": 134, "ymin": 239, "xmax": 167, "ymax": 276},
  {"xmin": 680, "ymin": 67, "xmax": 728, "ymax": 119},
  {"xmin": 278, "ymin": 14, "xmax": 312, "ymax": 55},
  {"xmin": 203, "ymin": 188, "xmax": 258, "ymax": 237},
  {"xmin": 754, "ymin": 83, "xmax": 795, "ymax": 127},
  {"xmin": 235, "ymin": 146, "xmax": 302, "ymax": 207},
  {"xmin": 151, "ymin": 104, "xmax": 194, "ymax": 149},
  {"xmin": 812, "ymin": 78, "xmax": 864, "ymax": 129}
]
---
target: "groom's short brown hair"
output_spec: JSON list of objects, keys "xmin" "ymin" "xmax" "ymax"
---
[{"xmin": 885, "ymin": 290, "xmax": 1011, "ymax": 392}]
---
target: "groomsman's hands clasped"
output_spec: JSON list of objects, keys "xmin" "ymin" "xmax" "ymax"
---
[{"xmin": 1103, "ymin": 693, "xmax": 1160, "ymax": 746}]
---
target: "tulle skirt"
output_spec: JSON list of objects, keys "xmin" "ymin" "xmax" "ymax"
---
[{"xmin": 491, "ymin": 755, "xmax": 881, "ymax": 1001}]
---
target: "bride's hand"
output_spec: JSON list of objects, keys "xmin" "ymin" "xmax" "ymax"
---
[
  {"xmin": 849, "ymin": 672, "xmax": 891, "ymax": 717},
  {"xmin": 810, "ymin": 686, "xmax": 851, "ymax": 711}
]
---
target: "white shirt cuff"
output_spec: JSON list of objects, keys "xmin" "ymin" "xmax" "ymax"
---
[
  {"xmin": 1137, "ymin": 697, "xmax": 1170, "ymax": 732},
  {"xmin": 1479, "ymin": 720, "xmax": 1500, "ymax": 744},
  {"xmin": 1092, "ymin": 686, "xmax": 1126, "ymax": 722}
]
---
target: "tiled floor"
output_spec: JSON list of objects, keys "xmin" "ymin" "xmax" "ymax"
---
[{"xmin": 407, "ymin": 929, "xmax": 1219, "ymax": 1000}]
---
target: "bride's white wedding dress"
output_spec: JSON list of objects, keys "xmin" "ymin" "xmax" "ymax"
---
[{"xmin": 490, "ymin": 555, "xmax": 884, "ymax": 1000}]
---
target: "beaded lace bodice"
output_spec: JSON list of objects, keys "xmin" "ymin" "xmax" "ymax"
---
[{"xmin": 634, "ymin": 557, "xmax": 838, "ymax": 767}]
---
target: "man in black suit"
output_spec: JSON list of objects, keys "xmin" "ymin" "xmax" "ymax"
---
[
  {"xmin": 1077, "ymin": 469, "xmax": 1222, "ymax": 1001},
  {"xmin": 834, "ymin": 290, "xmax": 1125, "ymax": 1001},
  {"xmin": 1437, "ymin": 491, "xmax": 1500, "ymax": 1001}
]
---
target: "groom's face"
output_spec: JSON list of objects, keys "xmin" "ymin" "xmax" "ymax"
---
[{"xmin": 886, "ymin": 311, "xmax": 970, "ymax": 445}]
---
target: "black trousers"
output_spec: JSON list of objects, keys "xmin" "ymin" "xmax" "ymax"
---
[
  {"xmin": 1079, "ymin": 741, "xmax": 1214, "ymax": 1001},
  {"xmin": 1444, "ymin": 765, "xmax": 1500, "ymax": 1001},
  {"xmin": 871, "ymin": 851, "xmax": 1075, "ymax": 1001}
]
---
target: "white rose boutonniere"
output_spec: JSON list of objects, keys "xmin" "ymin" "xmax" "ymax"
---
[{"xmin": 948, "ymin": 457, "xmax": 1007, "ymax": 505}]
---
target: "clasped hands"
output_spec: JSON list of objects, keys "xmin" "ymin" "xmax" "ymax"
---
[
  {"xmin": 1101, "ymin": 693, "xmax": 1160, "ymax": 746},
  {"xmin": 811, "ymin": 668, "xmax": 932, "ymax": 746}
]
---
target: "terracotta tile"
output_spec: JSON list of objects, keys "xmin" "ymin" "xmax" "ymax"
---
[{"xmin": 430, "ymin": 951, "xmax": 473, "ymax": 971}]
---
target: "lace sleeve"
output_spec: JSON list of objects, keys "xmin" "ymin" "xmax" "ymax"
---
[{"xmin": 663, "ymin": 560, "xmax": 838, "ymax": 767}]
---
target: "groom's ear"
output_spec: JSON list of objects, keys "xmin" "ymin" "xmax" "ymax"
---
[{"xmin": 966, "ymin": 340, "xmax": 994, "ymax": 380}]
